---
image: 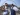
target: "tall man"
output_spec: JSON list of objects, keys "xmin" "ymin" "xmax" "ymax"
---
[{"xmin": 11, "ymin": 4, "xmax": 19, "ymax": 15}]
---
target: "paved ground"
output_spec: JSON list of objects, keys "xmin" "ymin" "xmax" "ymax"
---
[{"xmin": 16, "ymin": 13, "xmax": 20, "ymax": 15}]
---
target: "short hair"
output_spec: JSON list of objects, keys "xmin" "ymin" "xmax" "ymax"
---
[
  {"xmin": 12, "ymin": 4, "xmax": 15, "ymax": 7},
  {"xmin": 12, "ymin": 4, "xmax": 13, "ymax": 6}
]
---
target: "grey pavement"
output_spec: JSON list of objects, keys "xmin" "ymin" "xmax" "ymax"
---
[{"xmin": 16, "ymin": 13, "xmax": 20, "ymax": 15}]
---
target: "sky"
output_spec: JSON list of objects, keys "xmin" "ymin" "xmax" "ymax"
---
[{"xmin": 0, "ymin": 0, "xmax": 20, "ymax": 7}]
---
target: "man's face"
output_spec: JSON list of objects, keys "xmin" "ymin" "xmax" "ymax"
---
[
  {"xmin": 5, "ymin": 4, "xmax": 7, "ymax": 5},
  {"xmin": 5, "ymin": 4, "xmax": 8, "ymax": 6},
  {"xmin": 5, "ymin": 3, "xmax": 8, "ymax": 6}
]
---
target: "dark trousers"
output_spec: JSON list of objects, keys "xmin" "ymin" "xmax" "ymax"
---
[{"xmin": 11, "ymin": 9, "xmax": 16, "ymax": 15}]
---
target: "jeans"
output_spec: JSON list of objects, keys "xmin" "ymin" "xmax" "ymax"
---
[{"xmin": 11, "ymin": 9, "xmax": 16, "ymax": 15}]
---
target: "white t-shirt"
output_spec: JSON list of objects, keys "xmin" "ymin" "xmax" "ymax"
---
[{"xmin": 13, "ymin": 7, "xmax": 19, "ymax": 11}]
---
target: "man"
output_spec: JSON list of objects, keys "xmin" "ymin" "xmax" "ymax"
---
[
  {"xmin": 3, "ymin": 3, "xmax": 8, "ymax": 15},
  {"xmin": 11, "ymin": 4, "xmax": 19, "ymax": 15}
]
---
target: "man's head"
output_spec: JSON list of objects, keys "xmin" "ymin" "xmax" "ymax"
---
[
  {"xmin": 11, "ymin": 4, "xmax": 13, "ymax": 7},
  {"xmin": 11, "ymin": 4, "xmax": 15, "ymax": 7},
  {"xmin": 5, "ymin": 3, "xmax": 8, "ymax": 6},
  {"xmin": 12, "ymin": 4, "xmax": 15, "ymax": 7},
  {"xmin": 12, "ymin": 4, "xmax": 13, "ymax": 6}
]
